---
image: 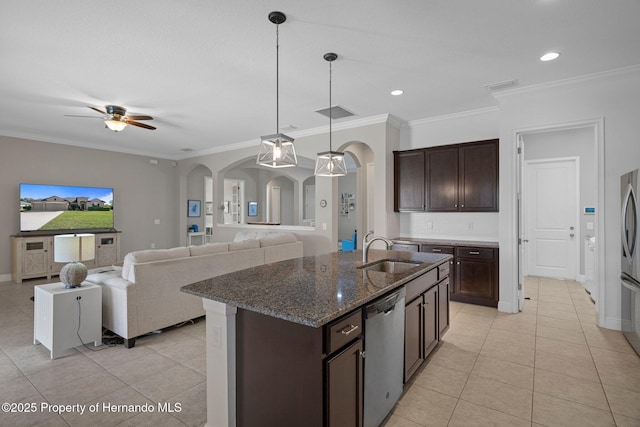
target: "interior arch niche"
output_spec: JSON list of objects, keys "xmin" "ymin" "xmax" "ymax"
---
[
  {"xmin": 220, "ymin": 155, "xmax": 316, "ymax": 226},
  {"xmin": 186, "ymin": 164, "xmax": 213, "ymax": 235},
  {"xmin": 337, "ymin": 142, "xmax": 374, "ymax": 246}
]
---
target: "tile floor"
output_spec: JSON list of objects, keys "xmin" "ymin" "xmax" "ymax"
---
[
  {"xmin": 1, "ymin": 276, "xmax": 639, "ymax": 426},
  {"xmin": 385, "ymin": 276, "xmax": 640, "ymax": 427}
]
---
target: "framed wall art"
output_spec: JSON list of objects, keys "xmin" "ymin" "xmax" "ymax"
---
[{"xmin": 188, "ymin": 200, "xmax": 201, "ymax": 217}]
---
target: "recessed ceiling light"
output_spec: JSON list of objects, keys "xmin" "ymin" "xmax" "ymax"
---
[
  {"xmin": 391, "ymin": 89, "xmax": 404, "ymax": 96},
  {"xmin": 540, "ymin": 52, "xmax": 560, "ymax": 62}
]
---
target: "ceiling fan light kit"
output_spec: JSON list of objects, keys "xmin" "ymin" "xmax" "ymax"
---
[
  {"xmin": 315, "ymin": 52, "xmax": 347, "ymax": 177},
  {"xmin": 257, "ymin": 11, "xmax": 298, "ymax": 168},
  {"xmin": 67, "ymin": 105, "xmax": 156, "ymax": 132}
]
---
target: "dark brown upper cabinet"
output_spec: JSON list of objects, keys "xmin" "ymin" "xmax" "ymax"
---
[
  {"xmin": 394, "ymin": 139, "xmax": 498, "ymax": 213},
  {"xmin": 426, "ymin": 139, "xmax": 498, "ymax": 212},
  {"xmin": 393, "ymin": 149, "xmax": 425, "ymax": 212}
]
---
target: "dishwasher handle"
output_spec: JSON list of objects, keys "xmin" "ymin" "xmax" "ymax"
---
[{"xmin": 365, "ymin": 287, "xmax": 406, "ymax": 318}]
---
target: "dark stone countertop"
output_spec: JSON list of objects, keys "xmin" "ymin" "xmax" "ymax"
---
[
  {"xmin": 392, "ymin": 237, "xmax": 499, "ymax": 249},
  {"xmin": 181, "ymin": 249, "xmax": 451, "ymax": 328}
]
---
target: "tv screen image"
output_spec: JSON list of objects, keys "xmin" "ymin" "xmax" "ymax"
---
[{"xmin": 20, "ymin": 183, "xmax": 114, "ymax": 232}]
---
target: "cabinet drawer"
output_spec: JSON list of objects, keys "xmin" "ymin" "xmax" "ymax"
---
[
  {"xmin": 421, "ymin": 245, "xmax": 454, "ymax": 255},
  {"xmin": 438, "ymin": 262, "xmax": 450, "ymax": 280},
  {"xmin": 455, "ymin": 247, "xmax": 494, "ymax": 260},
  {"xmin": 391, "ymin": 243, "xmax": 420, "ymax": 252},
  {"xmin": 405, "ymin": 268, "xmax": 438, "ymax": 303},
  {"xmin": 325, "ymin": 310, "xmax": 363, "ymax": 354}
]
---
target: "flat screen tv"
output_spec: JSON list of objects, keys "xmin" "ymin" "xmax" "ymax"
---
[{"xmin": 19, "ymin": 183, "xmax": 114, "ymax": 233}]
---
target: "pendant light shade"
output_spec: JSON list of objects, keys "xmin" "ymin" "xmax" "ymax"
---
[
  {"xmin": 257, "ymin": 11, "xmax": 297, "ymax": 168},
  {"xmin": 315, "ymin": 53, "xmax": 347, "ymax": 177},
  {"xmin": 257, "ymin": 133, "xmax": 297, "ymax": 168}
]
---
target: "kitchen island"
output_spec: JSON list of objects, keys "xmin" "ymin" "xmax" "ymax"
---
[{"xmin": 181, "ymin": 249, "xmax": 450, "ymax": 427}]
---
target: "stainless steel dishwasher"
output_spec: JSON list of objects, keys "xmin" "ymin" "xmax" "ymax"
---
[{"xmin": 364, "ymin": 287, "xmax": 406, "ymax": 427}]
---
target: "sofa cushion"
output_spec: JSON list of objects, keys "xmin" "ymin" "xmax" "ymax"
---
[
  {"xmin": 233, "ymin": 231, "xmax": 257, "ymax": 242},
  {"xmin": 129, "ymin": 246, "xmax": 190, "ymax": 263},
  {"xmin": 259, "ymin": 233, "xmax": 297, "ymax": 247},
  {"xmin": 229, "ymin": 239, "xmax": 260, "ymax": 251},
  {"xmin": 86, "ymin": 270, "xmax": 133, "ymax": 290},
  {"xmin": 190, "ymin": 242, "xmax": 229, "ymax": 256},
  {"xmin": 122, "ymin": 246, "xmax": 190, "ymax": 281}
]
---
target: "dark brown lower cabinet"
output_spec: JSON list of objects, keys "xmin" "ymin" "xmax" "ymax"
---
[
  {"xmin": 421, "ymin": 243, "xmax": 499, "ymax": 308},
  {"xmin": 236, "ymin": 307, "xmax": 363, "ymax": 427},
  {"xmin": 326, "ymin": 338, "xmax": 364, "ymax": 427},
  {"xmin": 403, "ymin": 269, "xmax": 446, "ymax": 384},
  {"xmin": 438, "ymin": 278, "xmax": 450, "ymax": 338},
  {"xmin": 404, "ymin": 296, "xmax": 423, "ymax": 381},
  {"xmin": 454, "ymin": 247, "xmax": 499, "ymax": 307},
  {"xmin": 423, "ymin": 286, "xmax": 438, "ymax": 356}
]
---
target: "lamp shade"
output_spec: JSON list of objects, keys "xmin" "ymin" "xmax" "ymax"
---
[
  {"xmin": 257, "ymin": 133, "xmax": 297, "ymax": 168},
  {"xmin": 54, "ymin": 234, "xmax": 95, "ymax": 262},
  {"xmin": 105, "ymin": 119, "xmax": 127, "ymax": 132},
  {"xmin": 314, "ymin": 151, "xmax": 348, "ymax": 176}
]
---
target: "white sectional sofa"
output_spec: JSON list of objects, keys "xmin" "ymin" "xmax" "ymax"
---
[{"xmin": 86, "ymin": 232, "xmax": 303, "ymax": 348}]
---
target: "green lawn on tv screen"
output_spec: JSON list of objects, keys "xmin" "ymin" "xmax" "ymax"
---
[{"xmin": 39, "ymin": 211, "xmax": 113, "ymax": 230}]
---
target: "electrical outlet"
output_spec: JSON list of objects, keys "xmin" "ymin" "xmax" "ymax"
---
[
  {"xmin": 151, "ymin": 243, "xmax": 156, "ymax": 249},
  {"xmin": 154, "ymin": 219, "xmax": 160, "ymax": 225},
  {"xmin": 427, "ymin": 221, "xmax": 433, "ymax": 230},
  {"xmin": 468, "ymin": 222, "xmax": 474, "ymax": 230},
  {"xmin": 322, "ymin": 223, "xmax": 327, "ymax": 231}
]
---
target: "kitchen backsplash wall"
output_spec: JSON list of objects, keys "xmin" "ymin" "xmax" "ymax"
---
[{"xmin": 400, "ymin": 212, "xmax": 499, "ymax": 241}]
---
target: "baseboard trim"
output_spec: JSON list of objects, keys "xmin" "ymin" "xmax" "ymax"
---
[
  {"xmin": 498, "ymin": 301, "xmax": 518, "ymax": 313},
  {"xmin": 577, "ymin": 274, "xmax": 586, "ymax": 283},
  {"xmin": 0, "ymin": 273, "xmax": 12, "ymax": 283}
]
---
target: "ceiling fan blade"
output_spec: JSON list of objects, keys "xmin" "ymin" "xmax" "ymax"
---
[
  {"xmin": 124, "ymin": 115, "xmax": 153, "ymax": 121},
  {"xmin": 88, "ymin": 106, "xmax": 107, "ymax": 115},
  {"xmin": 127, "ymin": 120, "xmax": 156, "ymax": 130},
  {"xmin": 64, "ymin": 115, "xmax": 104, "ymax": 118}
]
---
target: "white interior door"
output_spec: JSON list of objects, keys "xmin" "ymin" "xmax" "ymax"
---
[{"xmin": 525, "ymin": 158, "xmax": 579, "ymax": 279}]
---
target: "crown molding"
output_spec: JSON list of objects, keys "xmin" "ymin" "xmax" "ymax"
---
[
  {"xmin": 492, "ymin": 64, "xmax": 640, "ymax": 99},
  {"xmin": 0, "ymin": 128, "xmax": 171, "ymax": 159},
  {"xmin": 405, "ymin": 106, "xmax": 499, "ymax": 128},
  {"xmin": 179, "ymin": 113, "xmax": 405, "ymax": 159}
]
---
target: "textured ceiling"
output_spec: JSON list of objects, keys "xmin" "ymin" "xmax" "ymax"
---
[{"xmin": 1, "ymin": 0, "xmax": 640, "ymax": 159}]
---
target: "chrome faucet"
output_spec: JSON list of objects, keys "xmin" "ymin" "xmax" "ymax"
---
[
  {"xmin": 362, "ymin": 230, "xmax": 374, "ymax": 251},
  {"xmin": 363, "ymin": 235, "xmax": 394, "ymax": 263}
]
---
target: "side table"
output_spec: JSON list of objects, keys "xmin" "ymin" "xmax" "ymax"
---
[
  {"xmin": 187, "ymin": 231, "xmax": 206, "ymax": 246},
  {"xmin": 33, "ymin": 282, "xmax": 102, "ymax": 359}
]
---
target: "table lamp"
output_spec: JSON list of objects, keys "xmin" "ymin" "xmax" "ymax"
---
[{"xmin": 54, "ymin": 234, "xmax": 95, "ymax": 288}]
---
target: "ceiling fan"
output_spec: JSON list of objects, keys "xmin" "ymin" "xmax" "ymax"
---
[{"xmin": 65, "ymin": 105, "xmax": 156, "ymax": 132}]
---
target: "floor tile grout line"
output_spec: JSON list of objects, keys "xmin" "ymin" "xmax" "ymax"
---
[{"xmin": 568, "ymin": 281, "xmax": 619, "ymax": 423}]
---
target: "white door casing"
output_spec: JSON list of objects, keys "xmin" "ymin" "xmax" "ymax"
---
[{"xmin": 525, "ymin": 158, "xmax": 579, "ymax": 279}]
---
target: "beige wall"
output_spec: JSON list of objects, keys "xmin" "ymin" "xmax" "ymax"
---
[{"xmin": 0, "ymin": 136, "xmax": 179, "ymax": 279}]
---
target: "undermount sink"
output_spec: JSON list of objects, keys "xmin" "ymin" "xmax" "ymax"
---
[{"xmin": 360, "ymin": 259, "xmax": 422, "ymax": 274}]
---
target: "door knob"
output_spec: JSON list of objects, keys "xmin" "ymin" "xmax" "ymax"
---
[
  {"xmin": 570, "ymin": 226, "xmax": 575, "ymax": 230},
  {"xmin": 570, "ymin": 233, "xmax": 575, "ymax": 237}
]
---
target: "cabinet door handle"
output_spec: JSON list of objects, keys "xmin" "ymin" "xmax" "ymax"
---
[
  {"xmin": 457, "ymin": 261, "xmax": 460, "ymax": 265},
  {"xmin": 339, "ymin": 324, "xmax": 359, "ymax": 336},
  {"xmin": 432, "ymin": 248, "xmax": 442, "ymax": 252},
  {"xmin": 454, "ymin": 204, "xmax": 458, "ymax": 208},
  {"xmin": 461, "ymin": 204, "xmax": 464, "ymax": 208},
  {"xmin": 469, "ymin": 251, "xmax": 480, "ymax": 255}
]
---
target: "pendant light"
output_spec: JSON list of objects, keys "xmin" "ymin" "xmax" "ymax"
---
[
  {"xmin": 314, "ymin": 52, "xmax": 347, "ymax": 177},
  {"xmin": 257, "ymin": 11, "xmax": 297, "ymax": 168}
]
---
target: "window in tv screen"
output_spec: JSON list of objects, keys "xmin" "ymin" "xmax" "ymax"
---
[{"xmin": 20, "ymin": 183, "xmax": 114, "ymax": 232}]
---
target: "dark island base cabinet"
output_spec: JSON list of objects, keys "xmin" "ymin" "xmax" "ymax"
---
[
  {"xmin": 404, "ymin": 265, "xmax": 450, "ymax": 383},
  {"xmin": 236, "ymin": 308, "xmax": 363, "ymax": 427}
]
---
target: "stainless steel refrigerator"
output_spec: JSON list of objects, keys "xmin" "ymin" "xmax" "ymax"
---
[{"xmin": 621, "ymin": 169, "xmax": 640, "ymax": 356}]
